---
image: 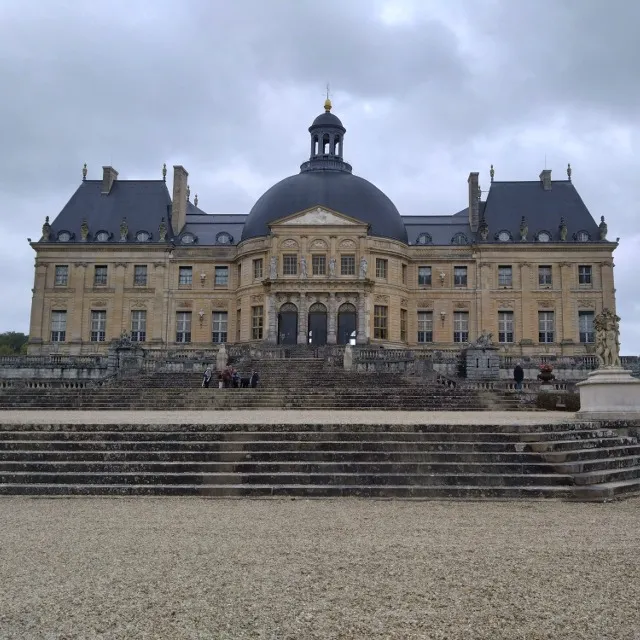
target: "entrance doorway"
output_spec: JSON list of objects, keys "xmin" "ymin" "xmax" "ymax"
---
[
  {"xmin": 308, "ymin": 302, "xmax": 328, "ymax": 346},
  {"xmin": 278, "ymin": 302, "xmax": 298, "ymax": 345},
  {"xmin": 338, "ymin": 303, "xmax": 357, "ymax": 345}
]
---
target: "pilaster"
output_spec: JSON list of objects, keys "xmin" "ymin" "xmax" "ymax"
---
[
  {"xmin": 267, "ymin": 293, "xmax": 277, "ymax": 343},
  {"xmin": 297, "ymin": 291, "xmax": 308, "ymax": 344},
  {"xmin": 327, "ymin": 292, "xmax": 337, "ymax": 344},
  {"xmin": 356, "ymin": 291, "xmax": 367, "ymax": 344},
  {"xmin": 70, "ymin": 263, "xmax": 88, "ymax": 343},
  {"xmin": 111, "ymin": 262, "xmax": 127, "ymax": 338}
]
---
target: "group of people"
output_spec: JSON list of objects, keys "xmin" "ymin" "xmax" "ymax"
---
[{"xmin": 202, "ymin": 366, "xmax": 259, "ymax": 389}]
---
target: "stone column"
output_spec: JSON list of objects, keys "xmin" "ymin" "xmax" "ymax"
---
[
  {"xmin": 327, "ymin": 292, "xmax": 337, "ymax": 344},
  {"xmin": 266, "ymin": 293, "xmax": 277, "ymax": 343},
  {"xmin": 297, "ymin": 292, "xmax": 307, "ymax": 344},
  {"xmin": 356, "ymin": 291, "xmax": 367, "ymax": 344}
]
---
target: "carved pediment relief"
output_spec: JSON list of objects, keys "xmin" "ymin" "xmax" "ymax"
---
[
  {"xmin": 417, "ymin": 299, "xmax": 433, "ymax": 308},
  {"xmin": 275, "ymin": 207, "xmax": 363, "ymax": 227},
  {"xmin": 498, "ymin": 300, "xmax": 515, "ymax": 309},
  {"xmin": 309, "ymin": 238, "xmax": 328, "ymax": 250},
  {"xmin": 537, "ymin": 299, "xmax": 554, "ymax": 308},
  {"xmin": 339, "ymin": 239, "xmax": 357, "ymax": 249},
  {"xmin": 177, "ymin": 301, "xmax": 192, "ymax": 309},
  {"xmin": 577, "ymin": 299, "xmax": 596, "ymax": 309},
  {"xmin": 280, "ymin": 238, "xmax": 299, "ymax": 249}
]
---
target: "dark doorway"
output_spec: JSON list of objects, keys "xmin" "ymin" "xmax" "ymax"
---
[
  {"xmin": 338, "ymin": 303, "xmax": 357, "ymax": 345},
  {"xmin": 308, "ymin": 302, "xmax": 327, "ymax": 346},
  {"xmin": 278, "ymin": 303, "xmax": 298, "ymax": 345}
]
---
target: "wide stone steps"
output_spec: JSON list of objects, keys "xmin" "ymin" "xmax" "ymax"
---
[{"xmin": 0, "ymin": 423, "xmax": 639, "ymax": 500}]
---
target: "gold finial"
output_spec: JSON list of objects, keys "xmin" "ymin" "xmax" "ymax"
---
[
  {"xmin": 324, "ymin": 83, "xmax": 332, "ymax": 111},
  {"xmin": 194, "ymin": 193, "xmax": 199, "ymax": 207},
  {"xmin": 162, "ymin": 163, "xmax": 167, "ymax": 181},
  {"xmin": 567, "ymin": 162, "xmax": 572, "ymax": 181},
  {"xmin": 490, "ymin": 164, "xmax": 495, "ymax": 182},
  {"xmin": 82, "ymin": 163, "xmax": 87, "ymax": 181}
]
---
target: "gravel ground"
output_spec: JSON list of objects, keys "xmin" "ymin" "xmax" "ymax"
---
[
  {"xmin": 1, "ymin": 498, "xmax": 639, "ymax": 640},
  {"xmin": 0, "ymin": 409, "xmax": 575, "ymax": 425}
]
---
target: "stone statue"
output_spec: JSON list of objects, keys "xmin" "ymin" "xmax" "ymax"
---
[
  {"xmin": 478, "ymin": 216, "xmax": 489, "ymax": 241},
  {"xmin": 519, "ymin": 216, "xmax": 528, "ymax": 242},
  {"xmin": 359, "ymin": 257, "xmax": 368, "ymax": 279},
  {"xmin": 158, "ymin": 217, "xmax": 167, "ymax": 242},
  {"xmin": 300, "ymin": 256, "xmax": 308, "ymax": 279},
  {"xmin": 328, "ymin": 257, "xmax": 336, "ymax": 278},
  {"xmin": 269, "ymin": 256, "xmax": 278, "ymax": 279},
  {"xmin": 599, "ymin": 215, "xmax": 608, "ymax": 241},
  {"xmin": 80, "ymin": 218, "xmax": 89, "ymax": 242},
  {"xmin": 559, "ymin": 217, "xmax": 567, "ymax": 241},
  {"xmin": 594, "ymin": 308, "xmax": 621, "ymax": 368},
  {"xmin": 41, "ymin": 216, "xmax": 51, "ymax": 241},
  {"xmin": 472, "ymin": 331, "xmax": 494, "ymax": 348},
  {"xmin": 119, "ymin": 217, "xmax": 128, "ymax": 242}
]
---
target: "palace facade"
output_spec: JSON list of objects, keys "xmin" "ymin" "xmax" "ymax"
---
[{"xmin": 27, "ymin": 100, "xmax": 617, "ymax": 356}]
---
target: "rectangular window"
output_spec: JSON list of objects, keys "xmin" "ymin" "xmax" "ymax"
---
[
  {"xmin": 375, "ymin": 258, "xmax": 388, "ymax": 279},
  {"xmin": 454, "ymin": 266, "xmax": 467, "ymax": 287},
  {"xmin": 578, "ymin": 265, "xmax": 592, "ymax": 286},
  {"xmin": 90, "ymin": 310, "xmax": 107, "ymax": 342},
  {"xmin": 418, "ymin": 266, "xmax": 432, "ymax": 286},
  {"xmin": 538, "ymin": 311, "xmax": 555, "ymax": 343},
  {"xmin": 417, "ymin": 311, "xmax": 433, "ymax": 343},
  {"xmin": 283, "ymin": 254, "xmax": 297, "ymax": 276},
  {"xmin": 498, "ymin": 311, "xmax": 514, "ymax": 343},
  {"xmin": 50, "ymin": 310, "xmax": 67, "ymax": 342},
  {"xmin": 341, "ymin": 255, "xmax": 355, "ymax": 276},
  {"xmin": 579, "ymin": 311, "xmax": 595, "ymax": 343},
  {"xmin": 538, "ymin": 266, "xmax": 552, "ymax": 287},
  {"xmin": 178, "ymin": 266, "xmax": 192, "ymax": 286},
  {"xmin": 453, "ymin": 311, "xmax": 469, "ymax": 343},
  {"xmin": 312, "ymin": 254, "xmax": 326, "ymax": 276},
  {"xmin": 253, "ymin": 258, "xmax": 263, "ymax": 280},
  {"xmin": 400, "ymin": 309, "xmax": 407, "ymax": 342},
  {"xmin": 251, "ymin": 306, "xmax": 264, "ymax": 340},
  {"xmin": 236, "ymin": 309, "xmax": 241, "ymax": 341},
  {"xmin": 212, "ymin": 311, "xmax": 228, "ymax": 343},
  {"xmin": 54, "ymin": 265, "xmax": 69, "ymax": 287},
  {"xmin": 401, "ymin": 264, "xmax": 407, "ymax": 285},
  {"xmin": 131, "ymin": 310, "xmax": 147, "ymax": 342},
  {"xmin": 374, "ymin": 305, "xmax": 388, "ymax": 339},
  {"xmin": 176, "ymin": 311, "xmax": 192, "ymax": 343},
  {"xmin": 498, "ymin": 266, "xmax": 512, "ymax": 287},
  {"xmin": 94, "ymin": 265, "xmax": 107, "ymax": 287},
  {"xmin": 134, "ymin": 265, "xmax": 147, "ymax": 286},
  {"xmin": 215, "ymin": 266, "xmax": 229, "ymax": 286}
]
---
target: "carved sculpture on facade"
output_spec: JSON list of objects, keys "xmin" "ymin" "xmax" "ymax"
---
[
  {"xmin": 300, "ymin": 255, "xmax": 308, "ymax": 279},
  {"xmin": 478, "ymin": 215, "xmax": 489, "ymax": 241},
  {"xmin": 41, "ymin": 216, "xmax": 51, "ymax": 241},
  {"xmin": 559, "ymin": 217, "xmax": 567, "ymax": 241},
  {"xmin": 119, "ymin": 217, "xmax": 128, "ymax": 242},
  {"xmin": 594, "ymin": 308, "xmax": 621, "ymax": 368},
  {"xmin": 471, "ymin": 331, "xmax": 494, "ymax": 348},
  {"xmin": 269, "ymin": 256, "xmax": 278, "ymax": 279},
  {"xmin": 158, "ymin": 217, "xmax": 167, "ymax": 242},
  {"xmin": 80, "ymin": 218, "xmax": 89, "ymax": 242},
  {"xmin": 359, "ymin": 257, "xmax": 368, "ymax": 279},
  {"xmin": 519, "ymin": 216, "xmax": 528, "ymax": 241},
  {"xmin": 599, "ymin": 216, "xmax": 608, "ymax": 241},
  {"xmin": 328, "ymin": 257, "xmax": 336, "ymax": 277}
]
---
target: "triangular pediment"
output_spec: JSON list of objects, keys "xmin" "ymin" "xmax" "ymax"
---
[{"xmin": 273, "ymin": 206, "xmax": 365, "ymax": 227}]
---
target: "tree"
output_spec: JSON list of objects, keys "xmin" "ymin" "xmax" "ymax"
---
[{"xmin": 0, "ymin": 332, "xmax": 28, "ymax": 355}]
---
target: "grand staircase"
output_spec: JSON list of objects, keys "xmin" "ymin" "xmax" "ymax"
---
[{"xmin": 1, "ymin": 420, "xmax": 639, "ymax": 500}]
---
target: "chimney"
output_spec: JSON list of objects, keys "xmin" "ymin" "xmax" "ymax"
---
[
  {"xmin": 539, "ymin": 169, "xmax": 552, "ymax": 191},
  {"xmin": 468, "ymin": 172, "xmax": 480, "ymax": 232},
  {"xmin": 171, "ymin": 165, "xmax": 189, "ymax": 234},
  {"xmin": 101, "ymin": 166, "xmax": 118, "ymax": 194}
]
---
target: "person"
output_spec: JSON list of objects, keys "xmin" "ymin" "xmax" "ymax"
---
[
  {"xmin": 232, "ymin": 370, "xmax": 240, "ymax": 388},
  {"xmin": 250, "ymin": 370, "xmax": 260, "ymax": 388},
  {"xmin": 202, "ymin": 366, "xmax": 212, "ymax": 388},
  {"xmin": 513, "ymin": 362, "xmax": 524, "ymax": 391}
]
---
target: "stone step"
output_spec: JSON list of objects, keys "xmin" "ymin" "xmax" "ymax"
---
[
  {"xmin": 541, "ymin": 444, "xmax": 640, "ymax": 463},
  {"xmin": 0, "ymin": 482, "xmax": 577, "ymax": 499},
  {"xmin": 552, "ymin": 455, "xmax": 640, "ymax": 474},
  {"xmin": 528, "ymin": 437, "xmax": 637, "ymax": 452},
  {"xmin": 572, "ymin": 478, "xmax": 640, "ymax": 501},
  {"xmin": 571, "ymin": 464, "xmax": 640, "ymax": 486}
]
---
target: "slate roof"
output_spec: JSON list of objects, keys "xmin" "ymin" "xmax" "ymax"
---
[
  {"xmin": 45, "ymin": 180, "xmax": 173, "ymax": 244},
  {"xmin": 180, "ymin": 202, "xmax": 247, "ymax": 246}
]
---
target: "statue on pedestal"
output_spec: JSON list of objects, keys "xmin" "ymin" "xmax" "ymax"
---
[
  {"xmin": 328, "ymin": 257, "xmax": 336, "ymax": 278},
  {"xmin": 594, "ymin": 308, "xmax": 621, "ymax": 368},
  {"xmin": 471, "ymin": 331, "xmax": 494, "ymax": 348},
  {"xmin": 359, "ymin": 257, "xmax": 368, "ymax": 279},
  {"xmin": 300, "ymin": 256, "xmax": 308, "ymax": 279},
  {"xmin": 269, "ymin": 256, "xmax": 278, "ymax": 279}
]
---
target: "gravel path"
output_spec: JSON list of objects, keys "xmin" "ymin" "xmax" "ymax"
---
[
  {"xmin": 0, "ymin": 409, "xmax": 576, "ymax": 426},
  {"xmin": 1, "ymin": 498, "xmax": 639, "ymax": 639}
]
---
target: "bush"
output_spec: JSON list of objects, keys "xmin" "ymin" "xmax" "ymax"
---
[{"xmin": 536, "ymin": 392, "xmax": 580, "ymax": 412}]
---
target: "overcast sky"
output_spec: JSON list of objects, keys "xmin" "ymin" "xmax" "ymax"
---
[{"xmin": 1, "ymin": 0, "xmax": 639, "ymax": 352}]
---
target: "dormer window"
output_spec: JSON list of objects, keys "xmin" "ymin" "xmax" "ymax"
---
[
  {"xmin": 415, "ymin": 233, "xmax": 432, "ymax": 245},
  {"xmin": 180, "ymin": 233, "xmax": 196, "ymax": 245},
  {"xmin": 536, "ymin": 231, "xmax": 551, "ymax": 242},
  {"xmin": 216, "ymin": 232, "xmax": 233, "ymax": 245},
  {"xmin": 496, "ymin": 230, "xmax": 512, "ymax": 242},
  {"xmin": 136, "ymin": 230, "xmax": 151, "ymax": 242},
  {"xmin": 57, "ymin": 231, "xmax": 71, "ymax": 242},
  {"xmin": 575, "ymin": 230, "xmax": 590, "ymax": 242},
  {"xmin": 451, "ymin": 232, "xmax": 468, "ymax": 245},
  {"xmin": 95, "ymin": 231, "xmax": 110, "ymax": 242}
]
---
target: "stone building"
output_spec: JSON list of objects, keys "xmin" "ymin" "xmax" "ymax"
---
[{"xmin": 27, "ymin": 100, "xmax": 616, "ymax": 356}]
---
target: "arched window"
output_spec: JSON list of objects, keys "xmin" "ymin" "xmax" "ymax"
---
[
  {"xmin": 95, "ymin": 230, "xmax": 110, "ymax": 242},
  {"xmin": 536, "ymin": 230, "xmax": 551, "ymax": 242},
  {"xmin": 313, "ymin": 135, "xmax": 319, "ymax": 156},
  {"xmin": 575, "ymin": 230, "xmax": 590, "ymax": 242},
  {"xmin": 180, "ymin": 233, "xmax": 196, "ymax": 245},
  {"xmin": 216, "ymin": 232, "xmax": 233, "ymax": 245},
  {"xmin": 415, "ymin": 233, "xmax": 432, "ymax": 245},
  {"xmin": 57, "ymin": 231, "xmax": 72, "ymax": 242},
  {"xmin": 334, "ymin": 135, "xmax": 341, "ymax": 156},
  {"xmin": 323, "ymin": 134, "xmax": 330, "ymax": 154},
  {"xmin": 495, "ymin": 230, "xmax": 512, "ymax": 242},
  {"xmin": 451, "ymin": 232, "xmax": 468, "ymax": 245},
  {"xmin": 136, "ymin": 230, "xmax": 151, "ymax": 242}
]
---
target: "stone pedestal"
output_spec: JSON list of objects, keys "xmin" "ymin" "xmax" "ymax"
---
[
  {"xmin": 576, "ymin": 367, "xmax": 640, "ymax": 420},
  {"xmin": 465, "ymin": 347, "xmax": 499, "ymax": 380},
  {"xmin": 343, "ymin": 344, "xmax": 353, "ymax": 371}
]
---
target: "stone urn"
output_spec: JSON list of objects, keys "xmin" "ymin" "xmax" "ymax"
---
[{"xmin": 537, "ymin": 365, "xmax": 555, "ymax": 383}]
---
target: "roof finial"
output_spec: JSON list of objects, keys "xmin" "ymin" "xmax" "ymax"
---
[
  {"xmin": 490, "ymin": 164, "xmax": 495, "ymax": 183},
  {"xmin": 567, "ymin": 162, "xmax": 572, "ymax": 181},
  {"xmin": 162, "ymin": 163, "xmax": 167, "ymax": 182},
  {"xmin": 324, "ymin": 83, "xmax": 332, "ymax": 112},
  {"xmin": 82, "ymin": 163, "xmax": 87, "ymax": 181},
  {"xmin": 186, "ymin": 185, "xmax": 191, "ymax": 201},
  {"xmin": 194, "ymin": 193, "xmax": 198, "ymax": 207}
]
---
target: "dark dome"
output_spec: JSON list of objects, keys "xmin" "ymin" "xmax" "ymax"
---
[
  {"xmin": 241, "ymin": 170, "xmax": 408, "ymax": 243},
  {"xmin": 311, "ymin": 111, "xmax": 344, "ymax": 129}
]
